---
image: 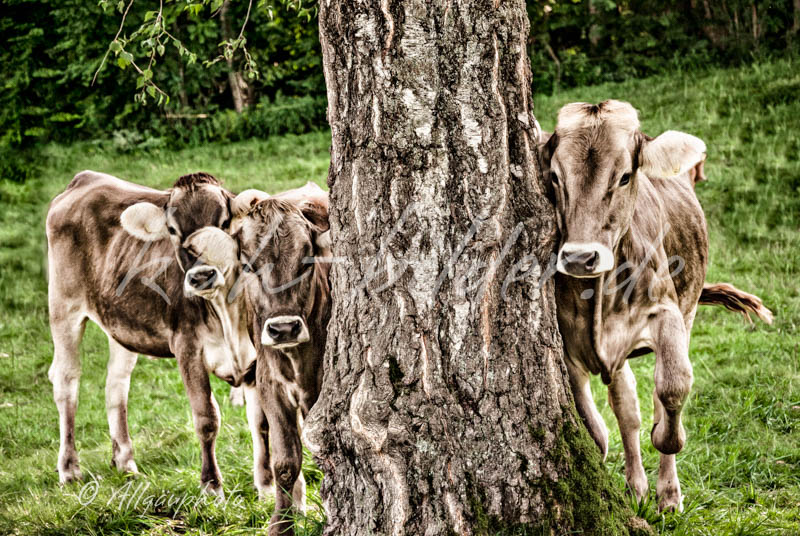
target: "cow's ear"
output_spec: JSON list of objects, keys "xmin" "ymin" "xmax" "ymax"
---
[
  {"xmin": 187, "ymin": 227, "xmax": 239, "ymax": 268},
  {"xmin": 232, "ymin": 189, "xmax": 270, "ymax": 216},
  {"xmin": 299, "ymin": 200, "xmax": 330, "ymax": 232},
  {"xmin": 120, "ymin": 202, "xmax": 169, "ymax": 241},
  {"xmin": 538, "ymin": 131, "xmax": 556, "ymax": 177},
  {"xmin": 641, "ymin": 130, "xmax": 706, "ymax": 178},
  {"xmin": 298, "ymin": 199, "xmax": 331, "ymax": 254},
  {"xmin": 538, "ymin": 131, "xmax": 557, "ymax": 203},
  {"xmin": 315, "ymin": 230, "xmax": 332, "ymax": 251}
]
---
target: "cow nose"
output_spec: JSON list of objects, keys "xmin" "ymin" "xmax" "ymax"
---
[
  {"xmin": 583, "ymin": 251, "xmax": 599, "ymax": 271},
  {"xmin": 262, "ymin": 315, "xmax": 310, "ymax": 347},
  {"xmin": 189, "ymin": 268, "xmax": 217, "ymax": 289},
  {"xmin": 558, "ymin": 246, "xmax": 606, "ymax": 277},
  {"xmin": 266, "ymin": 319, "xmax": 301, "ymax": 341}
]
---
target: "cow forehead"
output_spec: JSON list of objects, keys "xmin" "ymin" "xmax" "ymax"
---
[
  {"xmin": 186, "ymin": 227, "xmax": 238, "ymax": 267},
  {"xmin": 239, "ymin": 209, "xmax": 311, "ymax": 257},
  {"xmin": 554, "ymin": 101, "xmax": 640, "ymax": 176},
  {"xmin": 167, "ymin": 185, "xmax": 228, "ymax": 232},
  {"xmin": 555, "ymin": 100, "xmax": 639, "ymax": 135},
  {"xmin": 555, "ymin": 132, "xmax": 635, "ymax": 175}
]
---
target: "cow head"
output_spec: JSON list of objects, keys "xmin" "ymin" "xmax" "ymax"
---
[
  {"xmin": 233, "ymin": 196, "xmax": 330, "ymax": 350},
  {"xmin": 120, "ymin": 172, "xmax": 233, "ymax": 273},
  {"xmin": 180, "ymin": 226, "xmax": 240, "ymax": 299},
  {"xmin": 540, "ymin": 100, "xmax": 706, "ymax": 278}
]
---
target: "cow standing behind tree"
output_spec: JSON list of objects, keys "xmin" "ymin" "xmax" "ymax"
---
[
  {"xmin": 181, "ymin": 183, "xmax": 331, "ymax": 535},
  {"xmin": 540, "ymin": 100, "xmax": 772, "ymax": 512}
]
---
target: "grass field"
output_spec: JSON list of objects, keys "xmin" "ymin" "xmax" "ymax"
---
[{"xmin": 0, "ymin": 57, "xmax": 798, "ymax": 535}]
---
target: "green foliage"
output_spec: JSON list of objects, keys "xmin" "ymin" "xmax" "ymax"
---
[
  {"xmin": 0, "ymin": 0, "xmax": 323, "ymax": 154},
  {"xmin": 162, "ymin": 93, "xmax": 327, "ymax": 147},
  {"xmin": 2, "ymin": 0, "xmax": 799, "ymax": 158},
  {"xmin": 527, "ymin": 0, "xmax": 800, "ymax": 94}
]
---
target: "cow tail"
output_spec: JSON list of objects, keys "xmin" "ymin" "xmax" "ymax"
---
[{"xmin": 699, "ymin": 282, "xmax": 773, "ymax": 324}]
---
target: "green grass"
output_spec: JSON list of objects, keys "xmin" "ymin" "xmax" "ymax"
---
[{"xmin": 1, "ymin": 57, "xmax": 799, "ymax": 534}]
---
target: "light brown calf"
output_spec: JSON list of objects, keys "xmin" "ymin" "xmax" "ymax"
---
[
  {"xmin": 539, "ymin": 101, "xmax": 771, "ymax": 511},
  {"xmin": 46, "ymin": 171, "xmax": 267, "ymax": 497}
]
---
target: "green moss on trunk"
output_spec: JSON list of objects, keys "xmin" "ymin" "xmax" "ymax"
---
[{"xmin": 468, "ymin": 414, "xmax": 652, "ymax": 536}]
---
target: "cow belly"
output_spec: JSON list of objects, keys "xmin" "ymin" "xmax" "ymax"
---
[
  {"xmin": 87, "ymin": 311, "xmax": 173, "ymax": 357},
  {"xmin": 108, "ymin": 328, "xmax": 173, "ymax": 358}
]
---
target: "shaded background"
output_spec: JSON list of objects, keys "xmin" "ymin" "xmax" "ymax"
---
[{"xmin": 2, "ymin": 0, "xmax": 799, "ymax": 168}]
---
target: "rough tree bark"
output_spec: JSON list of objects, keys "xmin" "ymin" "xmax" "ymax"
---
[{"xmin": 304, "ymin": 1, "xmax": 648, "ymax": 534}]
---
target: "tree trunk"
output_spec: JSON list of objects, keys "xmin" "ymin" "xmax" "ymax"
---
[
  {"xmin": 794, "ymin": 0, "xmax": 800, "ymax": 35},
  {"xmin": 220, "ymin": 0, "xmax": 248, "ymax": 113},
  {"xmin": 700, "ymin": 0, "xmax": 724, "ymax": 46},
  {"xmin": 304, "ymin": 1, "xmax": 648, "ymax": 534},
  {"xmin": 751, "ymin": 3, "xmax": 759, "ymax": 44}
]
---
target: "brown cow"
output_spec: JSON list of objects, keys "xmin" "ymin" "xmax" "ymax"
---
[
  {"xmin": 210, "ymin": 185, "xmax": 330, "ymax": 536},
  {"xmin": 46, "ymin": 171, "xmax": 270, "ymax": 497},
  {"xmin": 539, "ymin": 101, "xmax": 772, "ymax": 512}
]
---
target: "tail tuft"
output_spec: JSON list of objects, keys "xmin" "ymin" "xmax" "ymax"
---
[{"xmin": 699, "ymin": 283, "xmax": 773, "ymax": 324}]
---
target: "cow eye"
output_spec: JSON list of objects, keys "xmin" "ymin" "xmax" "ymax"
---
[
  {"xmin": 167, "ymin": 226, "xmax": 177, "ymax": 235},
  {"xmin": 550, "ymin": 172, "xmax": 559, "ymax": 186},
  {"xmin": 619, "ymin": 173, "xmax": 632, "ymax": 186}
]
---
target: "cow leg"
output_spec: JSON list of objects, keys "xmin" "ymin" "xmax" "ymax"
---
[
  {"xmin": 106, "ymin": 337, "xmax": 139, "ymax": 474},
  {"xmin": 650, "ymin": 307, "xmax": 693, "ymax": 456},
  {"xmin": 244, "ymin": 383, "xmax": 274, "ymax": 498},
  {"xmin": 176, "ymin": 354, "xmax": 224, "ymax": 497},
  {"xmin": 293, "ymin": 471, "xmax": 307, "ymax": 514},
  {"xmin": 229, "ymin": 386, "xmax": 245, "ymax": 407},
  {"xmin": 267, "ymin": 394, "xmax": 303, "ymax": 536},
  {"xmin": 608, "ymin": 361, "xmax": 648, "ymax": 501},
  {"xmin": 48, "ymin": 312, "xmax": 86, "ymax": 484},
  {"xmin": 566, "ymin": 359, "xmax": 608, "ymax": 459},
  {"xmin": 654, "ymin": 393, "xmax": 683, "ymax": 512},
  {"xmin": 292, "ymin": 408, "xmax": 307, "ymax": 515}
]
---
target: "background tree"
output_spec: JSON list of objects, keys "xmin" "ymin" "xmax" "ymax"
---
[{"xmin": 302, "ymin": 1, "xmax": 649, "ymax": 533}]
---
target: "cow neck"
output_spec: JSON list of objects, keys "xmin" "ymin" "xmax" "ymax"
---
[
  {"xmin": 205, "ymin": 291, "xmax": 250, "ymax": 379},
  {"xmin": 593, "ymin": 228, "xmax": 640, "ymax": 384},
  {"xmin": 590, "ymin": 272, "xmax": 613, "ymax": 385}
]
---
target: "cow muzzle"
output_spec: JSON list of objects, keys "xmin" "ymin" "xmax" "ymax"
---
[
  {"xmin": 184, "ymin": 265, "xmax": 225, "ymax": 296},
  {"xmin": 557, "ymin": 242, "xmax": 615, "ymax": 278},
  {"xmin": 261, "ymin": 315, "xmax": 310, "ymax": 349}
]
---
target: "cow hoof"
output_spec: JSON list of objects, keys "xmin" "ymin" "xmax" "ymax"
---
[
  {"xmin": 202, "ymin": 483, "xmax": 225, "ymax": 501},
  {"xmin": 58, "ymin": 457, "xmax": 83, "ymax": 485},
  {"xmin": 657, "ymin": 490, "xmax": 684, "ymax": 513},
  {"xmin": 58, "ymin": 469, "xmax": 83, "ymax": 485},
  {"xmin": 113, "ymin": 457, "xmax": 139, "ymax": 475},
  {"xmin": 626, "ymin": 474, "xmax": 649, "ymax": 503},
  {"xmin": 268, "ymin": 514, "xmax": 293, "ymax": 536},
  {"xmin": 651, "ymin": 422, "xmax": 685, "ymax": 455},
  {"xmin": 58, "ymin": 468, "xmax": 84, "ymax": 485}
]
